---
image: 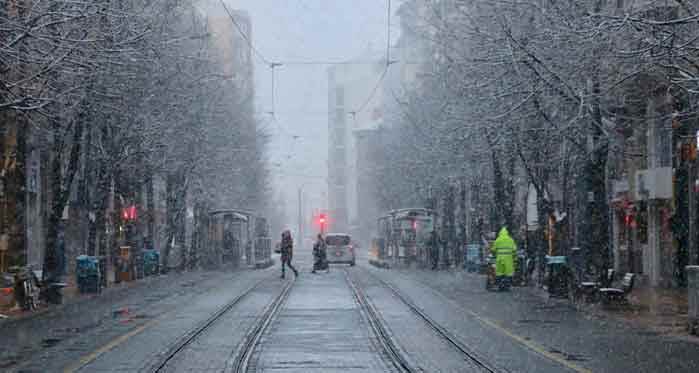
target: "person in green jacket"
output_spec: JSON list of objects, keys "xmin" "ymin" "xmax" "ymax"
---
[{"xmin": 490, "ymin": 227, "xmax": 516, "ymax": 290}]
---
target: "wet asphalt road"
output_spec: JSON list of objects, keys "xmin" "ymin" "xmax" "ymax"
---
[{"xmin": 1, "ymin": 251, "xmax": 698, "ymax": 373}]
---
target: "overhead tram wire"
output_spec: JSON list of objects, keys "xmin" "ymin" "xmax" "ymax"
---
[
  {"xmin": 220, "ymin": 0, "xmax": 272, "ymax": 65},
  {"xmin": 350, "ymin": 66, "xmax": 389, "ymax": 119},
  {"xmin": 220, "ymin": 0, "xmax": 396, "ymax": 118},
  {"xmin": 350, "ymin": 0, "xmax": 394, "ymax": 118},
  {"xmin": 220, "ymin": 0, "xmax": 395, "ymax": 68},
  {"xmin": 386, "ymin": 0, "xmax": 392, "ymax": 65}
]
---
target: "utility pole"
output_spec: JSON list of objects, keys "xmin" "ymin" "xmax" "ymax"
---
[{"xmin": 298, "ymin": 188, "xmax": 303, "ymax": 245}]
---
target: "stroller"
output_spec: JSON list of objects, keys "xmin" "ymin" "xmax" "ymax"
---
[
  {"xmin": 313, "ymin": 240, "xmax": 329, "ymax": 273},
  {"xmin": 485, "ymin": 254, "xmax": 497, "ymax": 291}
]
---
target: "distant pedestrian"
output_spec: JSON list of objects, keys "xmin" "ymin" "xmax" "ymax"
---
[
  {"xmin": 491, "ymin": 227, "xmax": 516, "ymax": 290},
  {"xmin": 280, "ymin": 230, "xmax": 298, "ymax": 279},
  {"xmin": 429, "ymin": 231, "xmax": 440, "ymax": 270},
  {"xmin": 312, "ymin": 233, "xmax": 328, "ymax": 273}
]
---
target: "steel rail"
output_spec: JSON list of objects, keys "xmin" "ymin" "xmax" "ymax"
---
[
  {"xmin": 344, "ymin": 269, "xmax": 415, "ymax": 373},
  {"xmin": 232, "ymin": 277, "xmax": 295, "ymax": 373},
  {"xmin": 365, "ymin": 269, "xmax": 506, "ymax": 373},
  {"xmin": 148, "ymin": 276, "xmax": 271, "ymax": 373}
]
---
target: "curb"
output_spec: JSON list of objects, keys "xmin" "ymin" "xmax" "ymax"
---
[{"xmin": 0, "ymin": 272, "xmax": 195, "ymax": 326}]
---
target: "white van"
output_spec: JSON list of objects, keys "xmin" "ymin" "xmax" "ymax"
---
[{"xmin": 325, "ymin": 233, "xmax": 355, "ymax": 266}]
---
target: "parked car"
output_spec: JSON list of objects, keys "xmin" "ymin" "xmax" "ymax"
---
[{"xmin": 325, "ymin": 233, "xmax": 355, "ymax": 266}]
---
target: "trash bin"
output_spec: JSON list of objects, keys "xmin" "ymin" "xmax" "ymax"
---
[
  {"xmin": 546, "ymin": 256, "xmax": 569, "ymax": 298},
  {"xmin": 143, "ymin": 250, "xmax": 160, "ymax": 276},
  {"xmin": 76, "ymin": 255, "xmax": 101, "ymax": 293},
  {"xmin": 45, "ymin": 283, "xmax": 64, "ymax": 304}
]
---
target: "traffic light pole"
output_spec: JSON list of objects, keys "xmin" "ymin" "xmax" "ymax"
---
[{"xmin": 298, "ymin": 188, "xmax": 303, "ymax": 245}]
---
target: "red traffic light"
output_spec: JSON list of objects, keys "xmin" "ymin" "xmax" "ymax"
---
[
  {"xmin": 122, "ymin": 205, "xmax": 137, "ymax": 221},
  {"xmin": 318, "ymin": 214, "xmax": 326, "ymax": 225}
]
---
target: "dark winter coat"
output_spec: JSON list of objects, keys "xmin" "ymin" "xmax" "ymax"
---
[
  {"xmin": 313, "ymin": 237, "xmax": 328, "ymax": 271},
  {"xmin": 281, "ymin": 234, "xmax": 293, "ymax": 261}
]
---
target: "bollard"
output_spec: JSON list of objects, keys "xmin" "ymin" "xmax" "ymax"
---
[{"xmin": 688, "ymin": 266, "xmax": 699, "ymax": 335}]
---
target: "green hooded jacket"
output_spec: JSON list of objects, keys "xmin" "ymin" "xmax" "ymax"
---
[{"xmin": 490, "ymin": 227, "xmax": 516, "ymax": 277}]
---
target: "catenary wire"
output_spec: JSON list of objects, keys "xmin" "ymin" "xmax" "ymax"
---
[
  {"xmin": 220, "ymin": 0, "xmax": 395, "ymax": 119},
  {"xmin": 220, "ymin": 0, "xmax": 273, "ymax": 65}
]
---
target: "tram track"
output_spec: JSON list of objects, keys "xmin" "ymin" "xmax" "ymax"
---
[
  {"xmin": 344, "ymin": 268, "xmax": 414, "ymax": 373},
  {"xmin": 231, "ymin": 276, "xmax": 294, "ymax": 373},
  {"xmin": 349, "ymin": 267, "xmax": 507, "ymax": 373},
  {"xmin": 147, "ymin": 275, "xmax": 294, "ymax": 373}
]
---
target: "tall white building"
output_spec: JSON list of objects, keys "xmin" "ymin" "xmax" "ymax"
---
[{"xmin": 327, "ymin": 52, "xmax": 385, "ymax": 237}]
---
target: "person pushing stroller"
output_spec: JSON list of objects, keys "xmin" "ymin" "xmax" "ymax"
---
[{"xmin": 312, "ymin": 233, "xmax": 329, "ymax": 273}]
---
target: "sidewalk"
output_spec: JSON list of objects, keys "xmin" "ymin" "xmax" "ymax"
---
[
  {"xmin": 410, "ymin": 266, "xmax": 694, "ymax": 341},
  {"xmin": 0, "ymin": 271, "xmax": 190, "ymax": 323},
  {"xmin": 375, "ymin": 267, "xmax": 699, "ymax": 373},
  {"xmin": 0, "ymin": 269, "xmax": 258, "ymax": 372},
  {"xmin": 515, "ymin": 274, "xmax": 694, "ymax": 341},
  {"xmin": 1, "ymin": 275, "xmax": 83, "ymax": 320},
  {"xmin": 599, "ymin": 285, "xmax": 690, "ymax": 338}
]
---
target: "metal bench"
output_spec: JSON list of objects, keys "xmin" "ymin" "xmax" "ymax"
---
[
  {"xmin": 599, "ymin": 273, "xmax": 635, "ymax": 304},
  {"xmin": 569, "ymin": 269, "xmax": 616, "ymax": 303}
]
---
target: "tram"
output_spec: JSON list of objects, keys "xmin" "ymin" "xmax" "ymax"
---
[
  {"xmin": 372, "ymin": 208, "xmax": 435, "ymax": 268},
  {"xmin": 207, "ymin": 209, "xmax": 273, "ymax": 269},
  {"xmin": 208, "ymin": 210, "xmax": 249, "ymax": 267}
]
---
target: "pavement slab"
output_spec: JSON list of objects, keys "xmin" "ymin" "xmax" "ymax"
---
[
  {"xmin": 350, "ymin": 268, "xmax": 489, "ymax": 373},
  {"xmin": 1, "ymin": 270, "xmax": 252, "ymax": 372},
  {"xmin": 74, "ymin": 268, "xmax": 276, "ymax": 373},
  {"xmin": 7, "ymin": 254, "xmax": 695, "ymax": 373},
  {"xmin": 252, "ymin": 269, "xmax": 393, "ymax": 373},
  {"xmin": 372, "ymin": 266, "xmax": 699, "ymax": 373}
]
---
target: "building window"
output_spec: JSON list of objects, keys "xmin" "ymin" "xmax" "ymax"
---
[
  {"xmin": 336, "ymin": 86, "xmax": 344, "ymax": 106},
  {"xmin": 335, "ymin": 109, "xmax": 345, "ymax": 124},
  {"xmin": 336, "ymin": 146, "xmax": 346, "ymax": 162}
]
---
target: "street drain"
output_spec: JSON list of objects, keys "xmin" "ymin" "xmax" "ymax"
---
[{"xmin": 41, "ymin": 338, "xmax": 61, "ymax": 348}]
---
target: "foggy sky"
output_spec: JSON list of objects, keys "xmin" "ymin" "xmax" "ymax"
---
[{"xmin": 224, "ymin": 0, "xmax": 400, "ymax": 222}]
